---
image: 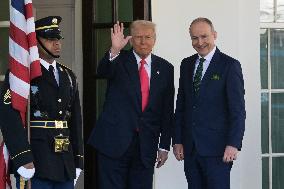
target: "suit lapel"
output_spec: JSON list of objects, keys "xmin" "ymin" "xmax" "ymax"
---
[
  {"xmin": 147, "ymin": 55, "xmax": 160, "ymax": 109},
  {"xmin": 188, "ymin": 55, "xmax": 198, "ymax": 95},
  {"xmin": 124, "ymin": 51, "xmax": 142, "ymax": 108},
  {"xmin": 201, "ymin": 48, "xmax": 221, "ymax": 85}
]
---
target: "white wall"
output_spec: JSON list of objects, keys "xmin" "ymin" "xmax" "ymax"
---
[{"xmin": 152, "ymin": 1, "xmax": 261, "ymax": 189}]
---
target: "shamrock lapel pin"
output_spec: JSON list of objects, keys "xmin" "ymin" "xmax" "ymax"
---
[{"xmin": 211, "ymin": 73, "xmax": 220, "ymax": 80}]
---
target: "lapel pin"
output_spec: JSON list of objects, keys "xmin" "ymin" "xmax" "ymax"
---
[{"xmin": 157, "ymin": 71, "xmax": 160, "ymax": 75}]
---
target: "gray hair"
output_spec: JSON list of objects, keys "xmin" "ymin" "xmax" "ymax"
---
[{"xmin": 190, "ymin": 17, "xmax": 215, "ymax": 32}]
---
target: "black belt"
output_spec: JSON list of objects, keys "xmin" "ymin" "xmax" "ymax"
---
[{"xmin": 30, "ymin": 121, "xmax": 68, "ymax": 129}]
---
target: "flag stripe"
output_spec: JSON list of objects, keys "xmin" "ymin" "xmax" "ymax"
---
[
  {"xmin": 9, "ymin": 56, "xmax": 30, "ymax": 83},
  {"xmin": 9, "ymin": 22, "xmax": 29, "ymax": 51},
  {"xmin": 29, "ymin": 46, "xmax": 40, "ymax": 63},
  {"xmin": 24, "ymin": 3, "xmax": 33, "ymax": 19},
  {"xmin": 9, "ymin": 37, "xmax": 29, "ymax": 68},
  {"xmin": 10, "ymin": 6, "xmax": 26, "ymax": 34},
  {"xmin": 11, "ymin": 0, "xmax": 25, "ymax": 15},
  {"xmin": 9, "ymin": 72, "xmax": 30, "ymax": 99},
  {"xmin": 27, "ymin": 17, "xmax": 36, "ymax": 35}
]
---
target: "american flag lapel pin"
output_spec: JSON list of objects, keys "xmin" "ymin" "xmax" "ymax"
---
[{"xmin": 157, "ymin": 71, "xmax": 160, "ymax": 75}]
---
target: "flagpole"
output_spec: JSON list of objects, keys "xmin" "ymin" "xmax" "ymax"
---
[
  {"xmin": 27, "ymin": 89, "xmax": 30, "ymax": 142},
  {"xmin": 27, "ymin": 91, "xmax": 31, "ymax": 189}
]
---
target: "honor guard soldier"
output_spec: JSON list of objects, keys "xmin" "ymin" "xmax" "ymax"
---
[{"xmin": 0, "ymin": 16, "xmax": 83, "ymax": 189}]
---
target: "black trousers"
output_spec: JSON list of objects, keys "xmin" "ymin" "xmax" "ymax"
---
[{"xmin": 97, "ymin": 134, "xmax": 154, "ymax": 189}]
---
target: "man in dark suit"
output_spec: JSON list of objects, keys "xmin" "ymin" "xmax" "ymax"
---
[
  {"xmin": 0, "ymin": 16, "xmax": 83, "ymax": 189},
  {"xmin": 88, "ymin": 20, "xmax": 174, "ymax": 189},
  {"xmin": 173, "ymin": 17, "xmax": 246, "ymax": 189}
]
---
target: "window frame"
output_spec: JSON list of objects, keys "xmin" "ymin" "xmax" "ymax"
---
[{"xmin": 260, "ymin": 21, "xmax": 284, "ymax": 189}]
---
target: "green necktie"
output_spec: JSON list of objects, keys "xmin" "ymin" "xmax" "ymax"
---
[{"xmin": 193, "ymin": 58, "xmax": 206, "ymax": 94}]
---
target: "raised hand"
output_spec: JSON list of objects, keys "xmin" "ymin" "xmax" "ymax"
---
[{"xmin": 110, "ymin": 21, "xmax": 132, "ymax": 57}]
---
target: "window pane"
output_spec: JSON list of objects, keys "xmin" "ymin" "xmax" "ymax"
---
[
  {"xmin": 94, "ymin": 28, "xmax": 131, "ymax": 66},
  {"xmin": 123, "ymin": 28, "xmax": 131, "ymax": 50},
  {"xmin": 262, "ymin": 93, "xmax": 269, "ymax": 153},
  {"xmin": 273, "ymin": 157, "xmax": 284, "ymax": 189},
  {"xmin": 118, "ymin": 0, "xmax": 133, "ymax": 22},
  {"xmin": 0, "ymin": 28, "xmax": 9, "ymax": 75},
  {"xmin": 0, "ymin": 0, "xmax": 9, "ymax": 21},
  {"xmin": 94, "ymin": 0, "xmax": 112, "ymax": 23},
  {"xmin": 260, "ymin": 0, "xmax": 274, "ymax": 22},
  {"xmin": 271, "ymin": 29, "xmax": 284, "ymax": 89},
  {"xmin": 94, "ymin": 29, "xmax": 111, "ymax": 63},
  {"xmin": 271, "ymin": 93, "xmax": 284, "ymax": 153},
  {"xmin": 277, "ymin": 0, "xmax": 284, "ymax": 22},
  {"xmin": 262, "ymin": 157, "xmax": 269, "ymax": 189},
  {"xmin": 260, "ymin": 29, "xmax": 268, "ymax": 89}
]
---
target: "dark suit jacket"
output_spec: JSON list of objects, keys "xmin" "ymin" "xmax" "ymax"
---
[
  {"xmin": 88, "ymin": 50, "xmax": 174, "ymax": 167},
  {"xmin": 174, "ymin": 48, "xmax": 246, "ymax": 157},
  {"xmin": 0, "ymin": 63, "xmax": 83, "ymax": 182}
]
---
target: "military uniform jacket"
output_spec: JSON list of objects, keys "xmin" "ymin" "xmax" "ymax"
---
[{"xmin": 0, "ymin": 63, "xmax": 83, "ymax": 182}]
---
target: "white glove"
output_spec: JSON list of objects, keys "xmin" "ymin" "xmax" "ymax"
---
[
  {"xmin": 17, "ymin": 166, "xmax": 35, "ymax": 181},
  {"xmin": 74, "ymin": 168, "xmax": 82, "ymax": 186}
]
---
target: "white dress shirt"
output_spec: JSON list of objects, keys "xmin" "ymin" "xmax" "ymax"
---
[
  {"xmin": 194, "ymin": 46, "xmax": 217, "ymax": 79},
  {"xmin": 40, "ymin": 58, "xmax": 59, "ymax": 84}
]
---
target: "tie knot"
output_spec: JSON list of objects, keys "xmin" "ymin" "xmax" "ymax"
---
[
  {"xmin": 140, "ymin": 59, "xmax": 146, "ymax": 66},
  {"xmin": 199, "ymin": 58, "xmax": 206, "ymax": 63},
  {"xmin": 49, "ymin": 65, "xmax": 54, "ymax": 72}
]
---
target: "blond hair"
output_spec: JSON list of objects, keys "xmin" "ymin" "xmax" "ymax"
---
[{"xmin": 130, "ymin": 20, "xmax": 156, "ymax": 37}]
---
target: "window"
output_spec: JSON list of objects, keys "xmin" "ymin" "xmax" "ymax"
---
[
  {"xmin": 0, "ymin": 0, "xmax": 9, "ymax": 88},
  {"xmin": 260, "ymin": 0, "xmax": 284, "ymax": 188}
]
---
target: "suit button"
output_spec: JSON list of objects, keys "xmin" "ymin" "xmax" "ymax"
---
[
  {"xmin": 59, "ymin": 111, "xmax": 62, "ymax": 114},
  {"xmin": 58, "ymin": 98, "xmax": 62, "ymax": 103},
  {"xmin": 192, "ymin": 122, "xmax": 196, "ymax": 126},
  {"xmin": 193, "ymin": 106, "xmax": 196, "ymax": 109}
]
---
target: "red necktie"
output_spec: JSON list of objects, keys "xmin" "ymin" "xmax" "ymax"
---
[{"xmin": 139, "ymin": 59, "xmax": 149, "ymax": 112}]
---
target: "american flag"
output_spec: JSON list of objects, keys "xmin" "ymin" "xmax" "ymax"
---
[{"xmin": 0, "ymin": 0, "xmax": 41, "ymax": 188}]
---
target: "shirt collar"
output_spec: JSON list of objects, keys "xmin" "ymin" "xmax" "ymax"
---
[
  {"xmin": 133, "ymin": 50, "xmax": 152, "ymax": 66},
  {"xmin": 198, "ymin": 46, "xmax": 216, "ymax": 62},
  {"xmin": 40, "ymin": 58, "xmax": 57, "ymax": 71}
]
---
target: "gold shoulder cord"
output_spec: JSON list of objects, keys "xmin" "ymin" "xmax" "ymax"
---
[{"xmin": 20, "ymin": 176, "xmax": 25, "ymax": 189}]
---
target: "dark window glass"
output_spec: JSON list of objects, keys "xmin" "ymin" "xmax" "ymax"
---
[
  {"xmin": 271, "ymin": 29, "xmax": 284, "ymax": 88},
  {"xmin": 262, "ymin": 157, "xmax": 269, "ymax": 189},
  {"xmin": 94, "ymin": 0, "xmax": 112, "ymax": 23},
  {"xmin": 273, "ymin": 157, "xmax": 284, "ymax": 189},
  {"xmin": 271, "ymin": 93, "xmax": 284, "ymax": 153},
  {"xmin": 260, "ymin": 29, "xmax": 268, "ymax": 89},
  {"xmin": 261, "ymin": 93, "xmax": 269, "ymax": 153}
]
